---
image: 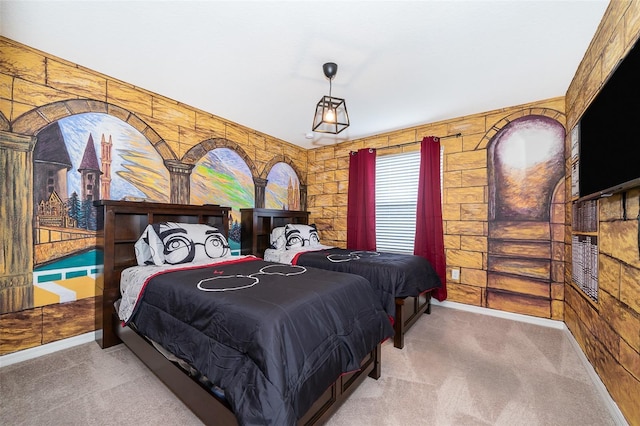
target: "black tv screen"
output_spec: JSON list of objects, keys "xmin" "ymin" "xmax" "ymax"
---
[{"xmin": 578, "ymin": 39, "xmax": 640, "ymax": 199}]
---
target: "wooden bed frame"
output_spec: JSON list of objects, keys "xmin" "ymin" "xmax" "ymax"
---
[
  {"xmin": 94, "ymin": 200, "xmax": 381, "ymax": 425},
  {"xmin": 240, "ymin": 207, "xmax": 432, "ymax": 349}
]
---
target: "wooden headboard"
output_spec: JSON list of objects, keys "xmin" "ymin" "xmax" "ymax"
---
[
  {"xmin": 240, "ymin": 208, "xmax": 309, "ymax": 258},
  {"xmin": 94, "ymin": 200, "xmax": 230, "ymax": 348}
]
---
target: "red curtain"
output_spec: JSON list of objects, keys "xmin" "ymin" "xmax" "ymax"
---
[
  {"xmin": 414, "ymin": 136, "xmax": 447, "ymax": 301},
  {"xmin": 347, "ymin": 148, "xmax": 376, "ymax": 250}
]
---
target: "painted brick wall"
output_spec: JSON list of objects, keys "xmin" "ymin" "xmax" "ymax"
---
[
  {"xmin": 0, "ymin": 36, "xmax": 308, "ymax": 355},
  {"xmin": 307, "ymin": 97, "xmax": 567, "ymax": 321},
  {"xmin": 564, "ymin": 2, "xmax": 640, "ymax": 423}
]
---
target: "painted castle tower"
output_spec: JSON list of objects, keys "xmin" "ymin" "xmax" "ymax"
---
[
  {"xmin": 78, "ymin": 134, "xmax": 102, "ymax": 202},
  {"xmin": 100, "ymin": 134, "xmax": 112, "ymax": 199},
  {"xmin": 287, "ymin": 177, "xmax": 300, "ymax": 210},
  {"xmin": 33, "ymin": 122, "xmax": 72, "ymax": 216}
]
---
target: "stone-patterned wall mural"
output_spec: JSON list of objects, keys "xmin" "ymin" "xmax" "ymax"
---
[
  {"xmin": 0, "ymin": 36, "xmax": 309, "ymax": 356},
  {"xmin": 2, "ymin": 106, "xmax": 303, "ymax": 355},
  {"xmin": 303, "ymin": 100, "xmax": 568, "ymax": 322}
]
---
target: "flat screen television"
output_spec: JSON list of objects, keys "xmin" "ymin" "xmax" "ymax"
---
[{"xmin": 577, "ymin": 39, "xmax": 640, "ymax": 201}]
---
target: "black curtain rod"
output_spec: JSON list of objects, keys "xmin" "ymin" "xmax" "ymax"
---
[{"xmin": 375, "ymin": 132, "xmax": 462, "ymax": 152}]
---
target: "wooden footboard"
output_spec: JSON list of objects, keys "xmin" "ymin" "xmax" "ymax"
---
[
  {"xmin": 114, "ymin": 315, "xmax": 239, "ymax": 425},
  {"xmin": 394, "ymin": 291, "xmax": 432, "ymax": 349},
  {"xmin": 114, "ymin": 313, "xmax": 381, "ymax": 426},
  {"xmin": 299, "ymin": 340, "xmax": 380, "ymax": 425}
]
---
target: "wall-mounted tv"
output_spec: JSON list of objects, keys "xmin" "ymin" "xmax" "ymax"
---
[{"xmin": 578, "ymin": 39, "xmax": 640, "ymax": 201}]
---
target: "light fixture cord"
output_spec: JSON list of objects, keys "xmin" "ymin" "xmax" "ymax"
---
[{"xmin": 327, "ymin": 76, "xmax": 334, "ymax": 116}]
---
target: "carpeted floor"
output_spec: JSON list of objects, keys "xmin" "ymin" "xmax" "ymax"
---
[{"xmin": 0, "ymin": 305, "xmax": 625, "ymax": 425}]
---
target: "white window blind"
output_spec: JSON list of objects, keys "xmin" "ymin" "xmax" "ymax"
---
[{"xmin": 375, "ymin": 151, "xmax": 421, "ymax": 254}]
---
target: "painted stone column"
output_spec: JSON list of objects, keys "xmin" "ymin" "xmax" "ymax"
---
[
  {"xmin": 254, "ymin": 177, "xmax": 268, "ymax": 208},
  {"xmin": 164, "ymin": 160, "xmax": 195, "ymax": 205},
  {"xmin": 0, "ymin": 131, "xmax": 36, "ymax": 314},
  {"xmin": 299, "ymin": 183, "xmax": 307, "ymax": 212}
]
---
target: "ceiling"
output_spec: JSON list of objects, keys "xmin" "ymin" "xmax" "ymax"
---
[{"xmin": 1, "ymin": 1, "xmax": 609, "ymax": 150}]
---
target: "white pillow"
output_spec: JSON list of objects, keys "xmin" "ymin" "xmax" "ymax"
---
[
  {"xmin": 135, "ymin": 222, "xmax": 230, "ymax": 265},
  {"xmin": 284, "ymin": 223, "xmax": 320, "ymax": 249},
  {"xmin": 270, "ymin": 226, "xmax": 287, "ymax": 250}
]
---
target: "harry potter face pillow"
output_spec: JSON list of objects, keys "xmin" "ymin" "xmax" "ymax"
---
[
  {"xmin": 284, "ymin": 223, "xmax": 320, "ymax": 249},
  {"xmin": 135, "ymin": 222, "xmax": 230, "ymax": 265}
]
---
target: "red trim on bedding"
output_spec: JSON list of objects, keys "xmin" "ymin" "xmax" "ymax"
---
[
  {"xmin": 143, "ymin": 256, "xmax": 259, "ymax": 289},
  {"xmin": 339, "ymin": 368, "xmax": 362, "ymax": 377},
  {"xmin": 158, "ymin": 255, "xmax": 259, "ymax": 274},
  {"xmin": 126, "ymin": 256, "xmax": 260, "ymax": 325},
  {"xmin": 290, "ymin": 249, "xmax": 330, "ymax": 265},
  {"xmin": 290, "ymin": 251, "xmax": 306, "ymax": 265}
]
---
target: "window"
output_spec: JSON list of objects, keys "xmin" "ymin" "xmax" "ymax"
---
[
  {"xmin": 375, "ymin": 146, "xmax": 444, "ymax": 254},
  {"xmin": 375, "ymin": 151, "xmax": 421, "ymax": 254}
]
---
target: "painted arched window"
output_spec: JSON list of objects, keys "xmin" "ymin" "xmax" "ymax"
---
[
  {"xmin": 489, "ymin": 115, "xmax": 565, "ymax": 221},
  {"xmin": 485, "ymin": 114, "xmax": 566, "ymax": 316},
  {"xmin": 31, "ymin": 112, "xmax": 169, "ymax": 310},
  {"xmin": 191, "ymin": 147, "xmax": 255, "ymax": 254},
  {"xmin": 265, "ymin": 162, "xmax": 300, "ymax": 210},
  {"xmin": 34, "ymin": 112, "xmax": 169, "ymax": 231}
]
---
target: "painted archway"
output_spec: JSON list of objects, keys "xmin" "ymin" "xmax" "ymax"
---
[{"xmin": 486, "ymin": 113, "xmax": 566, "ymax": 318}]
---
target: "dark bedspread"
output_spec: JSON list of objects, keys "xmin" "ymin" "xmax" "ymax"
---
[
  {"xmin": 129, "ymin": 257, "xmax": 394, "ymax": 426},
  {"xmin": 292, "ymin": 248, "xmax": 442, "ymax": 318}
]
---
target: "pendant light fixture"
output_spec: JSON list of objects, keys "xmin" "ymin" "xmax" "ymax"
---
[{"xmin": 312, "ymin": 62, "xmax": 350, "ymax": 134}]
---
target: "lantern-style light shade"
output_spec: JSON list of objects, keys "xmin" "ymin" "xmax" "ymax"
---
[
  {"xmin": 312, "ymin": 62, "xmax": 350, "ymax": 134},
  {"xmin": 312, "ymin": 95, "xmax": 349, "ymax": 134}
]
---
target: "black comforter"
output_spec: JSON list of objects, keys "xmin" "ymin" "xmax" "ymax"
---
[
  {"xmin": 129, "ymin": 257, "xmax": 394, "ymax": 425},
  {"xmin": 292, "ymin": 249, "xmax": 442, "ymax": 318}
]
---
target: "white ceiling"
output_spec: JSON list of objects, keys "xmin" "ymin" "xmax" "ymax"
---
[{"xmin": 1, "ymin": 1, "xmax": 608, "ymax": 149}]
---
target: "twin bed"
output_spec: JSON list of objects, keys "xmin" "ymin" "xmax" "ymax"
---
[
  {"xmin": 95, "ymin": 200, "xmax": 393, "ymax": 426},
  {"xmin": 240, "ymin": 208, "xmax": 442, "ymax": 349}
]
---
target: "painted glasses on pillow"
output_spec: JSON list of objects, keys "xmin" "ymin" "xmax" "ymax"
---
[
  {"xmin": 154, "ymin": 222, "xmax": 230, "ymax": 264},
  {"xmin": 284, "ymin": 224, "xmax": 320, "ymax": 249}
]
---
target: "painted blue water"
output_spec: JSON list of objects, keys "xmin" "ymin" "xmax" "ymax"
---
[
  {"xmin": 34, "ymin": 249, "xmax": 103, "ymax": 272},
  {"xmin": 34, "ymin": 246, "xmax": 241, "ymax": 282}
]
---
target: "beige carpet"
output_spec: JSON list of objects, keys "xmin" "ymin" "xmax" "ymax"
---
[{"xmin": 0, "ymin": 305, "xmax": 623, "ymax": 425}]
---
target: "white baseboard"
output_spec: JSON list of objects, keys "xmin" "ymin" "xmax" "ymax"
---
[
  {"xmin": 563, "ymin": 327, "xmax": 629, "ymax": 425},
  {"xmin": 431, "ymin": 299, "xmax": 565, "ymax": 329},
  {"xmin": 432, "ymin": 299, "xmax": 628, "ymax": 425},
  {"xmin": 0, "ymin": 331, "xmax": 96, "ymax": 368}
]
